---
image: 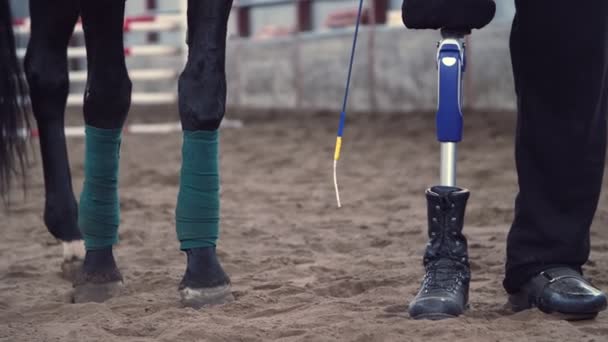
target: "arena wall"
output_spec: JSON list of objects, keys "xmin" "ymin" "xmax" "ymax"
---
[{"xmin": 225, "ymin": 24, "xmax": 516, "ymax": 114}]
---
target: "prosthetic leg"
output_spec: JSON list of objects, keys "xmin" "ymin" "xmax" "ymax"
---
[{"xmin": 409, "ymin": 30, "xmax": 472, "ymax": 320}]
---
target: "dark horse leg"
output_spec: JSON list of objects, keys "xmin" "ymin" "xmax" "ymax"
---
[
  {"xmin": 175, "ymin": 0, "xmax": 234, "ymax": 308},
  {"xmin": 24, "ymin": 0, "xmax": 85, "ymax": 278},
  {"xmin": 71, "ymin": 0, "xmax": 132, "ymax": 303}
]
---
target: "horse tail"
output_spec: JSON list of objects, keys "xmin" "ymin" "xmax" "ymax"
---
[{"xmin": 0, "ymin": 0, "xmax": 29, "ymax": 200}]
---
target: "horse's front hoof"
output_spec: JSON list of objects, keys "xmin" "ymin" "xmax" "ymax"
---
[
  {"xmin": 179, "ymin": 246, "xmax": 233, "ymax": 308},
  {"xmin": 72, "ymin": 280, "xmax": 125, "ymax": 303},
  {"xmin": 71, "ymin": 267, "xmax": 124, "ymax": 303},
  {"xmin": 179, "ymin": 283, "xmax": 234, "ymax": 308},
  {"xmin": 71, "ymin": 247, "xmax": 124, "ymax": 303}
]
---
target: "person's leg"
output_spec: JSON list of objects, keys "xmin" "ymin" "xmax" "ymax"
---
[
  {"xmin": 505, "ymin": 0, "xmax": 608, "ymax": 316},
  {"xmin": 72, "ymin": 0, "xmax": 131, "ymax": 303},
  {"xmin": 175, "ymin": 0, "xmax": 233, "ymax": 308}
]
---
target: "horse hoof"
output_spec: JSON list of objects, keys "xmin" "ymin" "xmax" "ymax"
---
[
  {"xmin": 179, "ymin": 283, "xmax": 234, "ymax": 309},
  {"xmin": 71, "ymin": 281, "xmax": 125, "ymax": 303},
  {"xmin": 71, "ymin": 248, "xmax": 124, "ymax": 304},
  {"xmin": 178, "ymin": 247, "xmax": 234, "ymax": 308}
]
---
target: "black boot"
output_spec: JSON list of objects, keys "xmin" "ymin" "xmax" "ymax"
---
[{"xmin": 409, "ymin": 186, "xmax": 471, "ymax": 320}]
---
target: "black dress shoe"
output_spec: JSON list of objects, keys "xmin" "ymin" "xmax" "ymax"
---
[{"xmin": 508, "ymin": 267, "xmax": 607, "ymax": 320}]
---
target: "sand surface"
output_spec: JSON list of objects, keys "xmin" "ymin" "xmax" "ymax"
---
[{"xmin": 1, "ymin": 111, "xmax": 608, "ymax": 341}]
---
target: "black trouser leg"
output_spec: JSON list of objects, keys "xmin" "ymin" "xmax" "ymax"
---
[{"xmin": 504, "ymin": 0, "xmax": 608, "ymax": 293}]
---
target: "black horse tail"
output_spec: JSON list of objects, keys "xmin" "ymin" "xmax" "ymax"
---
[{"xmin": 0, "ymin": 0, "xmax": 29, "ymax": 200}]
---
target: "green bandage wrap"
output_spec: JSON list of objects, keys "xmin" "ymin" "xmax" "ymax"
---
[
  {"xmin": 176, "ymin": 130, "xmax": 220, "ymax": 250},
  {"xmin": 78, "ymin": 126, "xmax": 122, "ymax": 250}
]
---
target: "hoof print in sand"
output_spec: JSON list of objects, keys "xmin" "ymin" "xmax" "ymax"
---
[
  {"xmin": 71, "ymin": 281, "xmax": 125, "ymax": 303},
  {"xmin": 179, "ymin": 284, "xmax": 234, "ymax": 309}
]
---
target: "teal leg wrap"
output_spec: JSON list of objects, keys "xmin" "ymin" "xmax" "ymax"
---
[
  {"xmin": 78, "ymin": 126, "xmax": 122, "ymax": 250},
  {"xmin": 176, "ymin": 130, "xmax": 220, "ymax": 250}
]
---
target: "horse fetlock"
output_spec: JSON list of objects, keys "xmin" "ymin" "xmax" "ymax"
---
[{"xmin": 44, "ymin": 199, "xmax": 81, "ymax": 241}]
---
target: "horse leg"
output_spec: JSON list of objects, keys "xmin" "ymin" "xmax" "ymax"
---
[
  {"xmin": 71, "ymin": 0, "xmax": 131, "ymax": 303},
  {"xmin": 24, "ymin": 0, "xmax": 85, "ymax": 279},
  {"xmin": 176, "ymin": 0, "xmax": 234, "ymax": 308}
]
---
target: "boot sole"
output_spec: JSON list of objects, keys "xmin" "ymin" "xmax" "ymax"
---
[{"xmin": 409, "ymin": 296, "xmax": 468, "ymax": 320}]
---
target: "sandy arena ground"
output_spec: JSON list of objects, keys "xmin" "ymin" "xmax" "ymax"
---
[{"xmin": 1, "ymin": 110, "xmax": 608, "ymax": 341}]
